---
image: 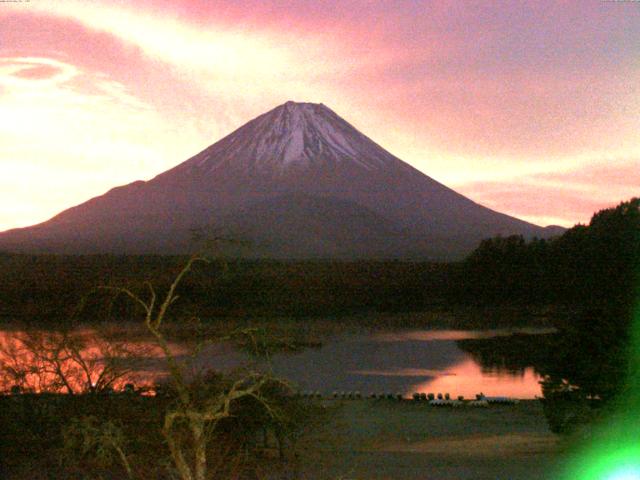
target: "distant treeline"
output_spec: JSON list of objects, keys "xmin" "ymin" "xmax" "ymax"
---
[
  {"xmin": 460, "ymin": 197, "xmax": 639, "ymax": 310},
  {"xmin": 0, "ymin": 198, "xmax": 637, "ymax": 326},
  {"xmin": 0, "ymin": 254, "xmax": 457, "ymax": 324}
]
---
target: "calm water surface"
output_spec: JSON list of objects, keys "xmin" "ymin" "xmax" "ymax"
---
[
  {"xmin": 194, "ymin": 329, "xmax": 551, "ymax": 399},
  {"xmin": 0, "ymin": 328, "xmax": 551, "ymax": 399}
]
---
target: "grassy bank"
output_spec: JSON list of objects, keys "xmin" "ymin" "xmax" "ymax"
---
[
  {"xmin": 0, "ymin": 394, "xmax": 567, "ymax": 480},
  {"xmin": 304, "ymin": 399, "xmax": 567, "ymax": 480}
]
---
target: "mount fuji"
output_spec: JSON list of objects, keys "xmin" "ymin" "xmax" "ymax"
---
[{"xmin": 0, "ymin": 101, "xmax": 560, "ymax": 259}]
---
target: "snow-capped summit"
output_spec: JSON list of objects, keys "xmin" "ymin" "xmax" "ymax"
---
[
  {"xmin": 171, "ymin": 101, "xmax": 398, "ymax": 177},
  {"xmin": 0, "ymin": 102, "xmax": 560, "ymax": 259}
]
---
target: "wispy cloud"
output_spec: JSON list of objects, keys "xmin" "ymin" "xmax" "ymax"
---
[
  {"xmin": 457, "ymin": 159, "xmax": 640, "ymax": 226},
  {"xmin": 0, "ymin": 55, "xmax": 204, "ymax": 230}
]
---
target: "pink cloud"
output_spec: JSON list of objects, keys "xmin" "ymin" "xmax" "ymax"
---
[
  {"xmin": 0, "ymin": 13, "xmax": 152, "ymax": 92},
  {"xmin": 458, "ymin": 160, "xmax": 640, "ymax": 226},
  {"xmin": 534, "ymin": 161, "xmax": 640, "ymax": 188},
  {"xmin": 461, "ymin": 182, "xmax": 603, "ymax": 223},
  {"xmin": 131, "ymin": 0, "xmax": 639, "ymax": 161},
  {"xmin": 11, "ymin": 64, "xmax": 60, "ymax": 80},
  {"xmin": 4, "ymin": 4, "xmax": 637, "ymax": 161}
]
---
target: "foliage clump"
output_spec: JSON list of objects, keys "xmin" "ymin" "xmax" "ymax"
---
[{"xmin": 462, "ymin": 198, "xmax": 640, "ymax": 432}]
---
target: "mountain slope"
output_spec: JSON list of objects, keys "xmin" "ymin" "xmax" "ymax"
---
[
  {"xmin": 0, "ymin": 101, "xmax": 559, "ymax": 259},
  {"xmin": 216, "ymin": 193, "xmax": 422, "ymax": 259}
]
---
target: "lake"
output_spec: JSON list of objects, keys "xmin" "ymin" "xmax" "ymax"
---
[
  {"xmin": 0, "ymin": 327, "xmax": 552, "ymax": 399},
  {"xmin": 181, "ymin": 328, "xmax": 552, "ymax": 399}
]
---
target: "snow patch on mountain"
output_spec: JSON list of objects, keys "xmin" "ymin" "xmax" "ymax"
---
[{"xmin": 182, "ymin": 101, "xmax": 400, "ymax": 176}]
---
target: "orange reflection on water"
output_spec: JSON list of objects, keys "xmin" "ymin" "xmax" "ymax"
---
[{"xmin": 407, "ymin": 358, "xmax": 542, "ymax": 399}]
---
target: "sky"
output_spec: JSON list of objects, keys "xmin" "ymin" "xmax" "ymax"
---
[{"xmin": 0, "ymin": 0, "xmax": 638, "ymax": 230}]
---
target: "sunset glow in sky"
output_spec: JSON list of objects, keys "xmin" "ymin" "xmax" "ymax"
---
[{"xmin": 1, "ymin": 0, "xmax": 639, "ymax": 230}]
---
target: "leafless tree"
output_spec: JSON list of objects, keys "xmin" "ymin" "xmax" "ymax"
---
[
  {"xmin": 0, "ymin": 327, "xmax": 146, "ymax": 394},
  {"xmin": 106, "ymin": 255, "xmax": 290, "ymax": 480}
]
